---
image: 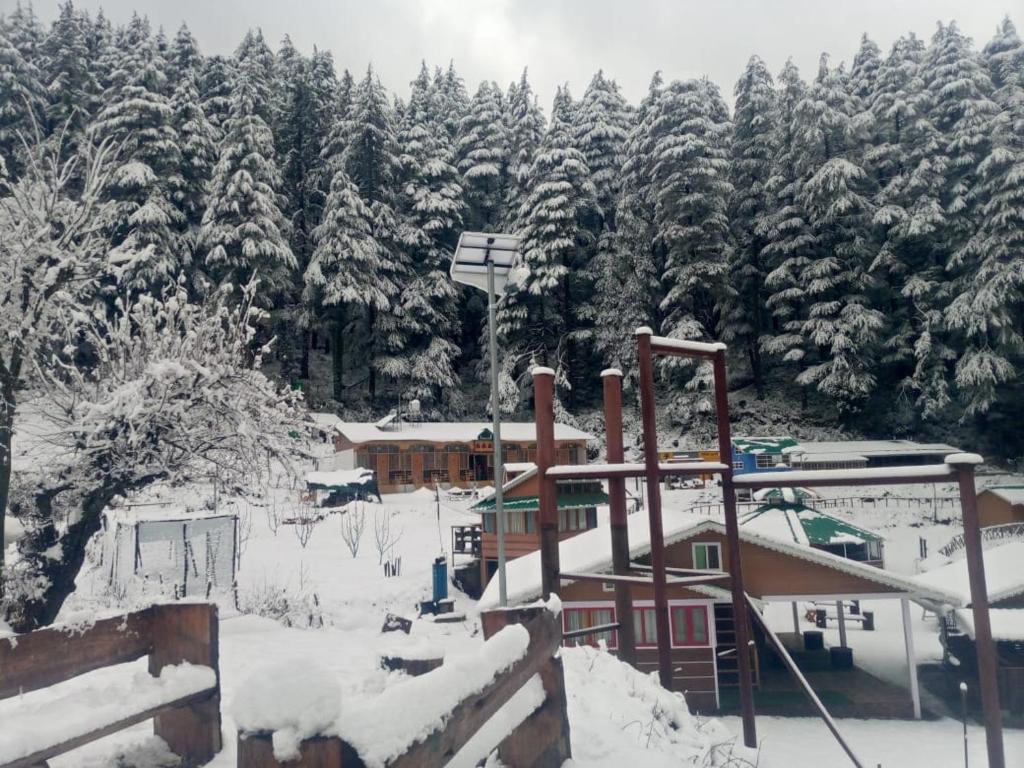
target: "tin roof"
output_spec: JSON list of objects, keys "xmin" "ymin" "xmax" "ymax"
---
[
  {"xmin": 472, "ymin": 492, "xmax": 609, "ymax": 513},
  {"xmin": 740, "ymin": 503, "xmax": 884, "ymax": 546},
  {"xmin": 732, "ymin": 437, "xmax": 799, "ymax": 455}
]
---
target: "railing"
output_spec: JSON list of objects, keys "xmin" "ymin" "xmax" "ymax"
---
[
  {"xmin": 236, "ymin": 603, "xmax": 570, "ymax": 767},
  {"xmin": 0, "ymin": 603, "xmax": 221, "ymax": 768},
  {"xmin": 684, "ymin": 495, "xmax": 961, "ymax": 517},
  {"xmin": 939, "ymin": 522, "xmax": 1024, "ymax": 558}
]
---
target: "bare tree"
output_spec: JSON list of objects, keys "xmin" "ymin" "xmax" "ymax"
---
[
  {"xmin": 291, "ymin": 502, "xmax": 318, "ymax": 549},
  {"xmin": 340, "ymin": 502, "xmax": 366, "ymax": 558},
  {"xmin": 373, "ymin": 508, "xmax": 403, "ymax": 565}
]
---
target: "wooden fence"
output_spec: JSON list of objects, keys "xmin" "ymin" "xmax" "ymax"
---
[
  {"xmin": 0, "ymin": 603, "xmax": 221, "ymax": 768},
  {"xmin": 236, "ymin": 603, "xmax": 570, "ymax": 767}
]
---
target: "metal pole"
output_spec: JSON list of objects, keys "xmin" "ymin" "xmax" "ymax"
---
[
  {"xmin": 533, "ymin": 367, "xmax": 560, "ymax": 600},
  {"xmin": 603, "ymin": 368, "xmax": 636, "ymax": 667},
  {"xmin": 487, "ymin": 253, "xmax": 507, "ymax": 607},
  {"xmin": 952, "ymin": 458, "xmax": 1004, "ymax": 768},
  {"xmin": 901, "ymin": 597, "xmax": 921, "ymax": 719},
  {"xmin": 635, "ymin": 328, "xmax": 673, "ymax": 690},
  {"xmin": 837, "ymin": 600, "xmax": 848, "ymax": 648},
  {"xmin": 713, "ymin": 349, "xmax": 757, "ymax": 749},
  {"xmin": 960, "ymin": 681, "xmax": 969, "ymax": 768}
]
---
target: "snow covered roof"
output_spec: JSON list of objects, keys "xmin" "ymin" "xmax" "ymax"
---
[
  {"xmin": 752, "ymin": 487, "xmax": 818, "ymax": 503},
  {"xmin": 306, "ymin": 469, "xmax": 376, "ymax": 488},
  {"xmin": 954, "ymin": 608, "xmax": 1024, "ymax": 642},
  {"xmin": 786, "ymin": 440, "xmax": 959, "ymax": 458},
  {"xmin": 733, "ymin": 436, "xmax": 798, "ymax": 455},
  {"xmin": 333, "ymin": 421, "xmax": 593, "ymax": 444},
  {"xmin": 308, "ymin": 412, "xmax": 342, "ymax": 428},
  {"xmin": 981, "ymin": 486, "xmax": 1024, "ymax": 506},
  {"xmin": 914, "ymin": 541, "xmax": 1024, "ymax": 606},
  {"xmin": 739, "ymin": 503, "xmax": 884, "ymax": 547},
  {"xmin": 789, "ymin": 452, "xmax": 868, "ymax": 464},
  {"xmin": 479, "ymin": 508, "xmax": 953, "ymax": 609}
]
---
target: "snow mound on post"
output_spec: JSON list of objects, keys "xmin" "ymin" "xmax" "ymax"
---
[
  {"xmin": 561, "ymin": 645, "xmax": 749, "ymax": 766},
  {"xmin": 233, "ymin": 662, "xmax": 342, "ymax": 761}
]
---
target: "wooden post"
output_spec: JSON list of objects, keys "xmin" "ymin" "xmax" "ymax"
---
[
  {"xmin": 602, "ymin": 368, "xmax": 636, "ymax": 667},
  {"xmin": 712, "ymin": 348, "xmax": 757, "ymax": 749},
  {"xmin": 635, "ymin": 328, "xmax": 673, "ymax": 690},
  {"xmin": 900, "ymin": 598, "xmax": 921, "ymax": 719},
  {"xmin": 951, "ymin": 454, "xmax": 1005, "ymax": 768},
  {"xmin": 236, "ymin": 733, "xmax": 352, "ymax": 767},
  {"xmin": 149, "ymin": 603, "xmax": 223, "ymax": 764},
  {"xmin": 532, "ymin": 367, "xmax": 560, "ymax": 600},
  {"xmin": 481, "ymin": 606, "xmax": 572, "ymax": 768},
  {"xmin": 836, "ymin": 600, "xmax": 848, "ymax": 648}
]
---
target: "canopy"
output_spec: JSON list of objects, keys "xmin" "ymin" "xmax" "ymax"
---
[{"xmin": 472, "ymin": 491, "xmax": 608, "ymax": 513}]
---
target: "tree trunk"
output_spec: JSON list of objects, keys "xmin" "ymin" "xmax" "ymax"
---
[
  {"xmin": 9, "ymin": 482, "xmax": 120, "ymax": 631},
  {"xmin": 0, "ymin": 400, "xmax": 12, "ymax": 598},
  {"xmin": 332, "ymin": 308, "xmax": 345, "ymax": 403},
  {"xmin": 367, "ymin": 307, "xmax": 377, "ymax": 403},
  {"xmin": 300, "ymin": 328, "xmax": 311, "ymax": 381}
]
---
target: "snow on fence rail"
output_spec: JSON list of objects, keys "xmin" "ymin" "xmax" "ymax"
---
[
  {"xmin": 236, "ymin": 601, "xmax": 570, "ymax": 768},
  {"xmin": 0, "ymin": 602, "xmax": 221, "ymax": 768},
  {"xmin": 939, "ymin": 522, "xmax": 1024, "ymax": 558}
]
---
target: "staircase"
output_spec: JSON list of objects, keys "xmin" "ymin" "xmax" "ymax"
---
[{"xmin": 715, "ymin": 603, "xmax": 759, "ymax": 689}]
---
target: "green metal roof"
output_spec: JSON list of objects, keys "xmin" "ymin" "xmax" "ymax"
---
[
  {"xmin": 472, "ymin": 491, "xmax": 608, "ymax": 513},
  {"xmin": 733, "ymin": 437, "xmax": 799, "ymax": 455},
  {"xmin": 742, "ymin": 502, "xmax": 884, "ymax": 545}
]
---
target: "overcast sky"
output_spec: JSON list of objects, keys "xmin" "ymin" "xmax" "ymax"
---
[{"xmin": 5, "ymin": 0, "xmax": 1019, "ymax": 109}]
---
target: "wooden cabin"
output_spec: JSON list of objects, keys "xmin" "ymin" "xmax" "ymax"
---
[
  {"xmin": 976, "ymin": 486, "xmax": 1024, "ymax": 528},
  {"xmin": 331, "ymin": 421, "xmax": 592, "ymax": 494},
  {"xmin": 472, "ymin": 465, "xmax": 607, "ymax": 586},
  {"xmin": 481, "ymin": 510, "xmax": 955, "ymax": 714}
]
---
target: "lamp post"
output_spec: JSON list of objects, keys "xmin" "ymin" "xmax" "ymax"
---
[{"xmin": 451, "ymin": 232, "xmax": 522, "ymax": 607}]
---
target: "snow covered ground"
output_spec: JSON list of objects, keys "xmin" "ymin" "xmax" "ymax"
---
[{"xmin": 6, "ymin": 461, "xmax": 1021, "ymax": 766}]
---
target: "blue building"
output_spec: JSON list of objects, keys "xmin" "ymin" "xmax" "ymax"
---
[{"xmin": 731, "ymin": 437, "xmax": 798, "ymax": 475}]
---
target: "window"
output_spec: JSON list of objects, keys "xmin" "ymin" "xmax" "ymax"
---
[
  {"xmin": 560, "ymin": 507, "xmax": 591, "ymax": 531},
  {"xmin": 670, "ymin": 605, "xmax": 710, "ymax": 646},
  {"xmin": 633, "ymin": 607, "xmax": 658, "ymax": 647},
  {"xmin": 755, "ymin": 454, "xmax": 778, "ymax": 468},
  {"xmin": 733, "ymin": 460, "xmax": 744, "ymax": 470},
  {"xmin": 563, "ymin": 606, "xmax": 616, "ymax": 648},
  {"xmin": 633, "ymin": 604, "xmax": 711, "ymax": 648},
  {"xmin": 692, "ymin": 542, "xmax": 721, "ymax": 570}
]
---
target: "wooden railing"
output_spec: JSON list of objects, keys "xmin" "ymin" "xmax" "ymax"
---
[
  {"xmin": 685, "ymin": 495, "xmax": 961, "ymax": 517},
  {"xmin": 0, "ymin": 603, "xmax": 221, "ymax": 768},
  {"xmin": 237, "ymin": 603, "xmax": 570, "ymax": 767}
]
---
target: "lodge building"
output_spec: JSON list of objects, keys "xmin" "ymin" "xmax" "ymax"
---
[{"xmin": 329, "ymin": 420, "xmax": 593, "ymax": 494}]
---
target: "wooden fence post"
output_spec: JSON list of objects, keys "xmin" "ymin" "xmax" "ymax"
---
[
  {"xmin": 148, "ymin": 603, "xmax": 223, "ymax": 765},
  {"xmin": 235, "ymin": 733, "xmax": 355, "ymax": 768},
  {"xmin": 482, "ymin": 607, "xmax": 571, "ymax": 768}
]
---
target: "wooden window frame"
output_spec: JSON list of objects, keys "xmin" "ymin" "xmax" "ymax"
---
[{"xmin": 692, "ymin": 541, "xmax": 722, "ymax": 570}]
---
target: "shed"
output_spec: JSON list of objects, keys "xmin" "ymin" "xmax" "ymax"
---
[
  {"xmin": 305, "ymin": 468, "xmax": 382, "ymax": 504},
  {"xmin": 976, "ymin": 486, "xmax": 1024, "ymax": 528}
]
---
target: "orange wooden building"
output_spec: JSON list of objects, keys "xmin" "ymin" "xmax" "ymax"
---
[
  {"xmin": 330, "ymin": 421, "xmax": 592, "ymax": 494},
  {"xmin": 479, "ymin": 509, "xmax": 956, "ymax": 714}
]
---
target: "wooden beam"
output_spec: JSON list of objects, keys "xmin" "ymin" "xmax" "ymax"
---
[
  {"xmin": 0, "ymin": 609, "xmax": 154, "ymax": 699},
  {"xmin": 731, "ymin": 466, "xmax": 955, "ymax": 489},
  {"xmin": 3, "ymin": 687, "xmax": 217, "ymax": 768},
  {"xmin": 563, "ymin": 622, "xmax": 621, "ymax": 640},
  {"xmin": 390, "ymin": 607, "xmax": 566, "ymax": 768}
]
